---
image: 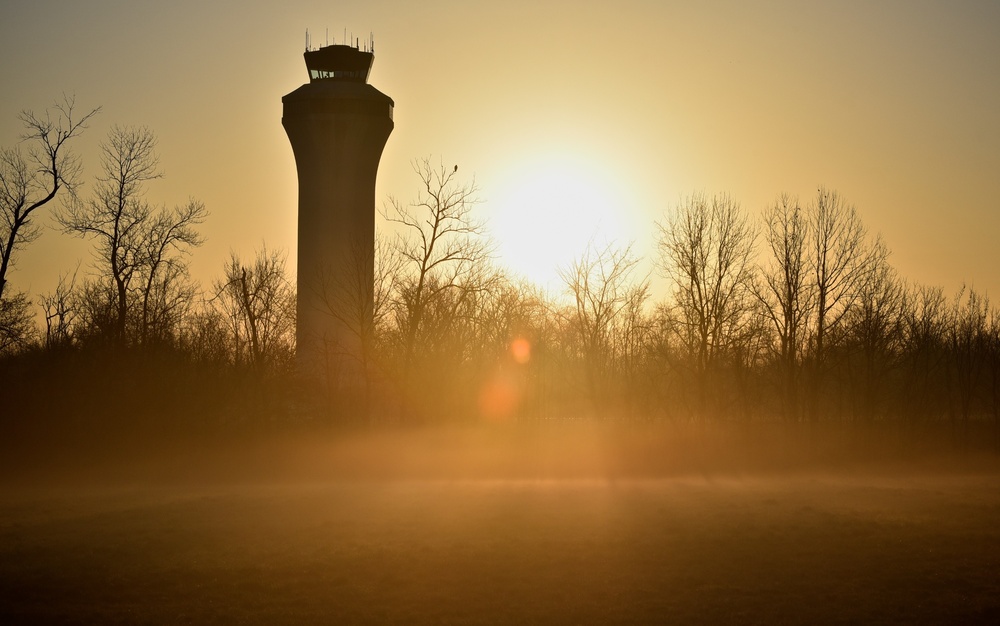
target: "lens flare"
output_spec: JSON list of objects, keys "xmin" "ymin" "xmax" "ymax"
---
[
  {"xmin": 478, "ymin": 370, "xmax": 520, "ymax": 422},
  {"xmin": 511, "ymin": 337, "xmax": 531, "ymax": 364}
]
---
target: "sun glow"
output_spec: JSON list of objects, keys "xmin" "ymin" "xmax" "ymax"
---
[{"xmin": 488, "ymin": 154, "xmax": 637, "ymax": 290}]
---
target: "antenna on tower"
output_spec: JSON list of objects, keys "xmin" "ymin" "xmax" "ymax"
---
[{"xmin": 326, "ymin": 28, "xmax": 329, "ymax": 46}]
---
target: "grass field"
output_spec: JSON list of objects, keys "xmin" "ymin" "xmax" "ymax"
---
[{"xmin": 2, "ymin": 424, "xmax": 999, "ymax": 624}]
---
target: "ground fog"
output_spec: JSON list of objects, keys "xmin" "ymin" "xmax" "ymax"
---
[{"xmin": 2, "ymin": 422, "xmax": 999, "ymax": 624}]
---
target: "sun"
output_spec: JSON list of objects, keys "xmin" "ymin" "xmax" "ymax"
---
[{"xmin": 488, "ymin": 153, "xmax": 638, "ymax": 290}]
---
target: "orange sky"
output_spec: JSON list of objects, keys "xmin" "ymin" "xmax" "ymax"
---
[{"xmin": 2, "ymin": 0, "xmax": 999, "ymax": 299}]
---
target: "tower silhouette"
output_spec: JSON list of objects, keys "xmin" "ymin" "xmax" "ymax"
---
[{"xmin": 283, "ymin": 41, "xmax": 394, "ymax": 380}]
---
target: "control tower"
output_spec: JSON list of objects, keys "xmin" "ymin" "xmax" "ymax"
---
[{"xmin": 283, "ymin": 41, "xmax": 394, "ymax": 380}]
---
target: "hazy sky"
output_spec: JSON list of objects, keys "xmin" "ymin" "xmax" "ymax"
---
[{"xmin": 2, "ymin": 0, "xmax": 999, "ymax": 298}]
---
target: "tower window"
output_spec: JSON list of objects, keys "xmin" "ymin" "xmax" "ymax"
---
[{"xmin": 309, "ymin": 69, "xmax": 365, "ymax": 81}]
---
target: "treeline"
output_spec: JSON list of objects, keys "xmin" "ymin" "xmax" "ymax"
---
[
  {"xmin": 359, "ymin": 166, "xmax": 1000, "ymax": 435},
  {"xmin": 2, "ymin": 102, "xmax": 999, "ymax": 437},
  {"xmin": 0, "ymin": 101, "xmax": 298, "ymax": 434}
]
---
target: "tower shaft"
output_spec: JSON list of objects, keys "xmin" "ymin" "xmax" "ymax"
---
[{"xmin": 282, "ymin": 45, "xmax": 393, "ymax": 381}]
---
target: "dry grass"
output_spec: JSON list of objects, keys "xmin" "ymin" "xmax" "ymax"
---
[{"xmin": 2, "ymin": 423, "xmax": 999, "ymax": 624}]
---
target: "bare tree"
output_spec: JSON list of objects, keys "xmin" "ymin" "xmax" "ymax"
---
[
  {"xmin": 382, "ymin": 157, "xmax": 490, "ymax": 367},
  {"xmin": 899, "ymin": 283, "xmax": 949, "ymax": 423},
  {"xmin": 58, "ymin": 125, "xmax": 205, "ymax": 344},
  {"xmin": 754, "ymin": 194, "xmax": 812, "ymax": 419},
  {"xmin": 456, "ymin": 272, "xmax": 553, "ymax": 420},
  {"xmin": 137, "ymin": 201, "xmax": 206, "ymax": 343},
  {"xmin": 58, "ymin": 125, "xmax": 159, "ymax": 341},
  {"xmin": 466, "ymin": 274, "xmax": 547, "ymax": 358},
  {"xmin": 558, "ymin": 241, "xmax": 647, "ymax": 414},
  {"xmin": 0, "ymin": 96, "xmax": 99, "ymax": 302},
  {"xmin": 213, "ymin": 246, "xmax": 295, "ymax": 370},
  {"xmin": 40, "ymin": 267, "xmax": 79, "ymax": 349},
  {"xmin": 986, "ymin": 309, "xmax": 1000, "ymax": 446},
  {"xmin": 608, "ymin": 265, "xmax": 654, "ymax": 418},
  {"xmin": 178, "ymin": 304, "xmax": 232, "ymax": 365},
  {"xmin": 804, "ymin": 187, "xmax": 877, "ymax": 419},
  {"xmin": 72, "ymin": 278, "xmax": 118, "ymax": 342},
  {"xmin": 657, "ymin": 193, "xmax": 756, "ymax": 374},
  {"xmin": 809, "ymin": 187, "xmax": 871, "ymax": 367},
  {"xmin": 0, "ymin": 291, "xmax": 36, "ymax": 354},
  {"xmin": 947, "ymin": 285, "xmax": 990, "ymax": 430},
  {"xmin": 842, "ymin": 239, "xmax": 903, "ymax": 420}
]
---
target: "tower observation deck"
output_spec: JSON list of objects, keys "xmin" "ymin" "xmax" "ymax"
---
[{"xmin": 282, "ymin": 41, "xmax": 394, "ymax": 384}]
